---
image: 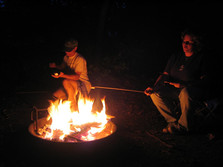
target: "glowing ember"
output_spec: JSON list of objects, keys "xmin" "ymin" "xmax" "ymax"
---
[{"xmin": 36, "ymin": 96, "xmax": 115, "ymax": 142}]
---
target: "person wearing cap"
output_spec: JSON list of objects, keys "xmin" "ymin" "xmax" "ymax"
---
[
  {"xmin": 144, "ymin": 29, "xmax": 210, "ymax": 134},
  {"xmin": 49, "ymin": 38, "xmax": 91, "ymax": 109}
]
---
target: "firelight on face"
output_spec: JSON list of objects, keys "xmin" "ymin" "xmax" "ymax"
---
[{"xmin": 182, "ymin": 35, "xmax": 194, "ymax": 54}]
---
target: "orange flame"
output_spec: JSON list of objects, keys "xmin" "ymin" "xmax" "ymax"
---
[{"xmin": 42, "ymin": 97, "xmax": 112, "ymax": 142}]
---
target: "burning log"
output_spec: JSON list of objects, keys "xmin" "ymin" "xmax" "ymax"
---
[
  {"xmin": 64, "ymin": 134, "xmax": 83, "ymax": 142},
  {"xmin": 29, "ymin": 96, "xmax": 116, "ymax": 143},
  {"xmin": 64, "ymin": 123, "xmax": 99, "ymax": 142}
]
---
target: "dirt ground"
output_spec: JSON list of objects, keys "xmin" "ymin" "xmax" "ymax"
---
[{"xmin": 1, "ymin": 73, "xmax": 223, "ymax": 167}]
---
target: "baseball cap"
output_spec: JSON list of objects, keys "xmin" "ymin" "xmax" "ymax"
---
[{"xmin": 64, "ymin": 38, "xmax": 78, "ymax": 52}]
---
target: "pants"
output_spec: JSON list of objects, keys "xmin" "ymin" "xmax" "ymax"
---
[
  {"xmin": 150, "ymin": 85, "xmax": 205, "ymax": 131},
  {"xmin": 53, "ymin": 79, "xmax": 90, "ymax": 107}
]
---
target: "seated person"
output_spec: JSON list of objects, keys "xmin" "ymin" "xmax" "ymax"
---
[
  {"xmin": 49, "ymin": 38, "xmax": 91, "ymax": 109},
  {"xmin": 144, "ymin": 29, "xmax": 210, "ymax": 134}
]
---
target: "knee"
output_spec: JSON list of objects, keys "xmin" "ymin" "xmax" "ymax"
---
[
  {"xmin": 63, "ymin": 79, "xmax": 78, "ymax": 90},
  {"xmin": 179, "ymin": 87, "xmax": 191, "ymax": 101},
  {"xmin": 180, "ymin": 87, "xmax": 189, "ymax": 95},
  {"xmin": 150, "ymin": 93, "xmax": 156, "ymax": 101},
  {"xmin": 62, "ymin": 79, "xmax": 70, "ymax": 88},
  {"xmin": 150, "ymin": 93, "xmax": 161, "ymax": 104}
]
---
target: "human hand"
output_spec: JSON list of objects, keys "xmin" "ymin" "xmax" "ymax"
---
[
  {"xmin": 49, "ymin": 62, "xmax": 57, "ymax": 68},
  {"xmin": 51, "ymin": 72, "xmax": 64, "ymax": 78},
  {"xmin": 144, "ymin": 87, "xmax": 153, "ymax": 96}
]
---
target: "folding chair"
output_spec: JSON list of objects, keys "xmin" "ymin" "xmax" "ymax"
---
[{"xmin": 194, "ymin": 98, "xmax": 220, "ymax": 130}]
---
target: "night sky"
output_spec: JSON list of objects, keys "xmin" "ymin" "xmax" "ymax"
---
[{"xmin": 1, "ymin": 0, "xmax": 223, "ymax": 92}]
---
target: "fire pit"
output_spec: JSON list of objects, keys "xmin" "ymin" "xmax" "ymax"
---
[{"xmin": 29, "ymin": 97, "xmax": 116, "ymax": 143}]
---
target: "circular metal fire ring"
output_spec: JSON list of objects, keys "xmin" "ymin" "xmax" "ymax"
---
[{"xmin": 28, "ymin": 117, "xmax": 117, "ymax": 143}]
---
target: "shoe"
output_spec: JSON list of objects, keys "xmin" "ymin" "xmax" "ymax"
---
[
  {"xmin": 162, "ymin": 126, "xmax": 169, "ymax": 133},
  {"xmin": 168, "ymin": 123, "xmax": 187, "ymax": 135},
  {"xmin": 162, "ymin": 122, "xmax": 187, "ymax": 135},
  {"xmin": 162, "ymin": 122, "xmax": 177, "ymax": 134}
]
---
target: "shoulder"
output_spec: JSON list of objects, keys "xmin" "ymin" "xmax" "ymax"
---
[
  {"xmin": 63, "ymin": 55, "xmax": 69, "ymax": 63},
  {"xmin": 76, "ymin": 53, "xmax": 86, "ymax": 63},
  {"xmin": 76, "ymin": 53, "xmax": 84, "ymax": 59},
  {"xmin": 63, "ymin": 55, "xmax": 68, "ymax": 60}
]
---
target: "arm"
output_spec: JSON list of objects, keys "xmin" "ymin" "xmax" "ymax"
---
[
  {"xmin": 154, "ymin": 72, "xmax": 169, "ymax": 87},
  {"xmin": 52, "ymin": 72, "xmax": 80, "ymax": 81},
  {"xmin": 144, "ymin": 72, "xmax": 169, "ymax": 96}
]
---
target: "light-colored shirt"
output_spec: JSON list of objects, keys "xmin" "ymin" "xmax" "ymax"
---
[{"xmin": 63, "ymin": 53, "xmax": 91, "ymax": 93}]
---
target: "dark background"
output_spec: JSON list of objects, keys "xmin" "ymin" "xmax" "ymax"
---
[
  {"xmin": 1, "ymin": 0, "xmax": 222, "ymax": 93},
  {"xmin": 1, "ymin": 1, "xmax": 223, "ymax": 167}
]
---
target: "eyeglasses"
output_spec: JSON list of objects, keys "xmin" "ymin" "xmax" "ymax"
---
[{"xmin": 182, "ymin": 41, "xmax": 194, "ymax": 45}]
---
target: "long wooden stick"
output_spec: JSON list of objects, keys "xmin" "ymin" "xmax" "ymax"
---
[
  {"xmin": 91, "ymin": 86, "xmax": 144, "ymax": 93},
  {"xmin": 16, "ymin": 86, "xmax": 145, "ymax": 94}
]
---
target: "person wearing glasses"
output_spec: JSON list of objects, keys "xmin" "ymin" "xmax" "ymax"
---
[{"xmin": 144, "ymin": 29, "xmax": 209, "ymax": 134}]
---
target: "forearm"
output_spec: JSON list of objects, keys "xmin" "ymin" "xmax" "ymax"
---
[
  {"xmin": 154, "ymin": 72, "xmax": 169, "ymax": 87},
  {"xmin": 61, "ymin": 74, "xmax": 80, "ymax": 80},
  {"xmin": 145, "ymin": 72, "xmax": 169, "ymax": 95}
]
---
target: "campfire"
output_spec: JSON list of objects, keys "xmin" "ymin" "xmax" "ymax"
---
[{"xmin": 29, "ymin": 96, "xmax": 116, "ymax": 143}]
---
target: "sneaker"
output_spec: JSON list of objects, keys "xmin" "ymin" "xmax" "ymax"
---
[
  {"xmin": 168, "ymin": 123, "xmax": 187, "ymax": 135},
  {"xmin": 162, "ymin": 126, "xmax": 169, "ymax": 133},
  {"xmin": 162, "ymin": 122, "xmax": 177, "ymax": 134}
]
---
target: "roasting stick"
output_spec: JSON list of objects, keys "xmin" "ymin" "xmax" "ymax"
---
[
  {"xmin": 91, "ymin": 86, "xmax": 144, "ymax": 93},
  {"xmin": 16, "ymin": 86, "xmax": 145, "ymax": 94}
]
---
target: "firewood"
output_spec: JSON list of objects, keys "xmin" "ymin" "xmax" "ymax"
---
[{"xmin": 65, "ymin": 135, "xmax": 83, "ymax": 142}]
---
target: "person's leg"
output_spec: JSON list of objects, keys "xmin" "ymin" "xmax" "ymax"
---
[
  {"xmin": 150, "ymin": 93, "xmax": 177, "ymax": 124},
  {"xmin": 62, "ymin": 79, "xmax": 78, "ymax": 109},
  {"xmin": 53, "ymin": 88, "xmax": 67, "ymax": 100},
  {"xmin": 77, "ymin": 81, "xmax": 89, "ymax": 98},
  {"xmin": 178, "ymin": 87, "xmax": 204, "ymax": 131},
  {"xmin": 178, "ymin": 88, "xmax": 191, "ymax": 131},
  {"xmin": 150, "ymin": 85, "xmax": 182, "ymax": 133}
]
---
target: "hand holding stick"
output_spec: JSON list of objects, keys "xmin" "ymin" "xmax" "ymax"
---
[{"xmin": 144, "ymin": 87, "xmax": 154, "ymax": 96}]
